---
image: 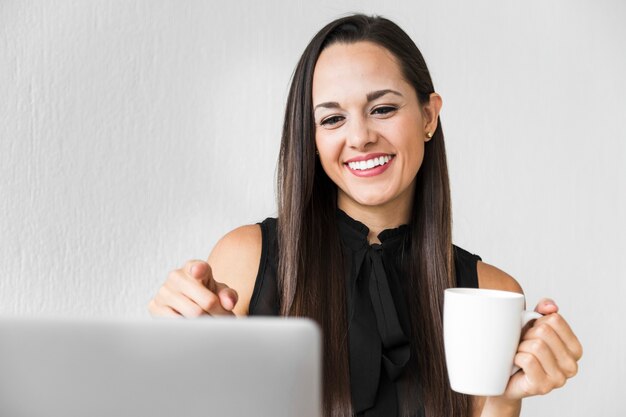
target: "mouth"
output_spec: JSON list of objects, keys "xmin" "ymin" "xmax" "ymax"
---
[{"xmin": 344, "ymin": 154, "xmax": 395, "ymax": 177}]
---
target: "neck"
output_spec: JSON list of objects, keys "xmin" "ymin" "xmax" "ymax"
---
[{"xmin": 337, "ymin": 189, "xmax": 413, "ymax": 244}]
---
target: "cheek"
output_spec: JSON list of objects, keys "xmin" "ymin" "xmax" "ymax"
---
[
  {"xmin": 387, "ymin": 123, "xmax": 425, "ymax": 174},
  {"xmin": 315, "ymin": 134, "xmax": 342, "ymax": 175},
  {"xmin": 406, "ymin": 141, "xmax": 425, "ymax": 173}
]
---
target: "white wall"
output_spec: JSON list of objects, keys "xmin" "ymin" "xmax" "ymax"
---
[{"xmin": 1, "ymin": 0, "xmax": 624, "ymax": 415}]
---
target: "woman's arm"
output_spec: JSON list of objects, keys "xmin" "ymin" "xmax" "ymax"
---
[
  {"xmin": 148, "ymin": 224, "xmax": 261, "ymax": 317},
  {"xmin": 471, "ymin": 261, "xmax": 583, "ymax": 417},
  {"xmin": 206, "ymin": 224, "xmax": 262, "ymax": 316}
]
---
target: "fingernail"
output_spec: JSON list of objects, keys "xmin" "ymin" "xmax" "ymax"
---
[
  {"xmin": 226, "ymin": 295, "xmax": 238, "ymax": 310},
  {"xmin": 190, "ymin": 264, "xmax": 198, "ymax": 276},
  {"xmin": 220, "ymin": 297, "xmax": 232, "ymax": 310}
]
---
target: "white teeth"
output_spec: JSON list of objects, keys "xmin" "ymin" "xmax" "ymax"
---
[{"xmin": 347, "ymin": 155, "xmax": 392, "ymax": 171}]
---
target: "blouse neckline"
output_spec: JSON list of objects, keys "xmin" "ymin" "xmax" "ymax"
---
[{"xmin": 336, "ymin": 208, "xmax": 410, "ymax": 250}]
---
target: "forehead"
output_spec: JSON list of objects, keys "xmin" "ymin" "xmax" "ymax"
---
[{"xmin": 312, "ymin": 41, "xmax": 410, "ymax": 102}]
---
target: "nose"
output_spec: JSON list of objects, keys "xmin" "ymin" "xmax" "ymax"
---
[{"xmin": 346, "ymin": 115, "xmax": 377, "ymax": 151}]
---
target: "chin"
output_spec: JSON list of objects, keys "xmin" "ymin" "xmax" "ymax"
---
[{"xmin": 349, "ymin": 192, "xmax": 394, "ymax": 207}]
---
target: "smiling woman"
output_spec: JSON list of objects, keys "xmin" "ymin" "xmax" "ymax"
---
[{"xmin": 148, "ymin": 14, "xmax": 582, "ymax": 417}]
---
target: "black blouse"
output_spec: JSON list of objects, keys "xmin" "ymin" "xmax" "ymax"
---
[{"xmin": 249, "ymin": 211, "xmax": 482, "ymax": 416}]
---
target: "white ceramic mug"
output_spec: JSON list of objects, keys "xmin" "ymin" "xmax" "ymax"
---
[{"xmin": 443, "ymin": 288, "xmax": 542, "ymax": 396}]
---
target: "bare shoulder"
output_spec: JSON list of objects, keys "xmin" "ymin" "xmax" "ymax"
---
[
  {"xmin": 208, "ymin": 224, "xmax": 262, "ymax": 316},
  {"xmin": 477, "ymin": 261, "xmax": 524, "ymax": 295}
]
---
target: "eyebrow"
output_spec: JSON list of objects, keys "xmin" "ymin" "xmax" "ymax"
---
[{"xmin": 313, "ymin": 89, "xmax": 403, "ymax": 112}]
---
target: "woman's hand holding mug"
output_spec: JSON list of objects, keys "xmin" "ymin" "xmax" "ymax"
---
[
  {"xmin": 148, "ymin": 260, "xmax": 239, "ymax": 317},
  {"xmin": 500, "ymin": 298, "xmax": 583, "ymax": 400}
]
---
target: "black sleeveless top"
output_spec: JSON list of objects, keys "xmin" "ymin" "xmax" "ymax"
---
[{"xmin": 249, "ymin": 211, "xmax": 482, "ymax": 417}]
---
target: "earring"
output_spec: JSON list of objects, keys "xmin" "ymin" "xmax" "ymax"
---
[
  {"xmin": 315, "ymin": 149, "xmax": 319, "ymax": 155},
  {"xmin": 426, "ymin": 131, "xmax": 433, "ymax": 138}
]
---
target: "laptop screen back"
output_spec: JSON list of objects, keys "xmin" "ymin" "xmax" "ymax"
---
[{"xmin": 0, "ymin": 317, "xmax": 321, "ymax": 417}]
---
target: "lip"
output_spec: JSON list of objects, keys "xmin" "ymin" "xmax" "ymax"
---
[{"xmin": 344, "ymin": 154, "xmax": 395, "ymax": 178}]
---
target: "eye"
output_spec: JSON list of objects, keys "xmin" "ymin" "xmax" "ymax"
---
[
  {"xmin": 371, "ymin": 106, "xmax": 397, "ymax": 117},
  {"xmin": 320, "ymin": 115, "xmax": 345, "ymax": 128}
]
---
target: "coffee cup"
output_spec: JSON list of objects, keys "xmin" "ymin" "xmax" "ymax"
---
[{"xmin": 443, "ymin": 288, "xmax": 542, "ymax": 396}]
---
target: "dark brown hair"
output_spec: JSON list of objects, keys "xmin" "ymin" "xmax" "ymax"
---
[{"xmin": 277, "ymin": 14, "xmax": 470, "ymax": 417}]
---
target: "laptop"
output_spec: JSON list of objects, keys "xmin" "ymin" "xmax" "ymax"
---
[{"xmin": 0, "ymin": 317, "xmax": 321, "ymax": 417}]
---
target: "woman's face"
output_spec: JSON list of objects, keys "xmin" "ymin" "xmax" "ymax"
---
[{"xmin": 312, "ymin": 41, "xmax": 440, "ymax": 214}]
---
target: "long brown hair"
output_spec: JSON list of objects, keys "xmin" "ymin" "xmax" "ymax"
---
[{"xmin": 277, "ymin": 14, "xmax": 470, "ymax": 417}]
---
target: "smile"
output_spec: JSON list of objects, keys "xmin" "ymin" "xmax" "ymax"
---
[
  {"xmin": 344, "ymin": 154, "xmax": 395, "ymax": 177},
  {"xmin": 347, "ymin": 155, "xmax": 393, "ymax": 171}
]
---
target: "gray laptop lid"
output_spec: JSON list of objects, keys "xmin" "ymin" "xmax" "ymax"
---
[{"xmin": 0, "ymin": 317, "xmax": 321, "ymax": 417}]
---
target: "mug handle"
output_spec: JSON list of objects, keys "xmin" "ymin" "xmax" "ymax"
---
[{"xmin": 510, "ymin": 310, "xmax": 543, "ymax": 375}]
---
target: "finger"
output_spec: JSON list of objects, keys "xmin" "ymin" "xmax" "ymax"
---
[
  {"xmin": 157, "ymin": 285, "xmax": 210, "ymax": 318},
  {"xmin": 168, "ymin": 272, "xmax": 215, "ymax": 309},
  {"xmin": 522, "ymin": 321, "xmax": 579, "ymax": 378},
  {"xmin": 184, "ymin": 260, "xmax": 213, "ymax": 287},
  {"xmin": 534, "ymin": 298, "xmax": 559, "ymax": 315},
  {"xmin": 216, "ymin": 283, "xmax": 239, "ymax": 311},
  {"xmin": 148, "ymin": 299, "xmax": 182, "ymax": 318},
  {"xmin": 506, "ymin": 352, "xmax": 552, "ymax": 398},
  {"xmin": 166, "ymin": 274, "xmax": 234, "ymax": 316},
  {"xmin": 533, "ymin": 313, "xmax": 583, "ymax": 361},
  {"xmin": 517, "ymin": 339, "xmax": 566, "ymax": 390}
]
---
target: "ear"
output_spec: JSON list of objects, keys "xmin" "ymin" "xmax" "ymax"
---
[{"xmin": 422, "ymin": 93, "xmax": 443, "ymax": 141}]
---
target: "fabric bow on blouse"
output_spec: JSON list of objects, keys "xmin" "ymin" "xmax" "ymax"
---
[{"xmin": 337, "ymin": 210, "xmax": 413, "ymax": 417}]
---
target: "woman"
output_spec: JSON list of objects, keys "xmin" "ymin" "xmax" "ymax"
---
[{"xmin": 148, "ymin": 14, "xmax": 582, "ymax": 417}]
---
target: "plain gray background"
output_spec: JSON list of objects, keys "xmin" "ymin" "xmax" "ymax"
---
[{"xmin": 1, "ymin": 0, "xmax": 624, "ymax": 415}]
